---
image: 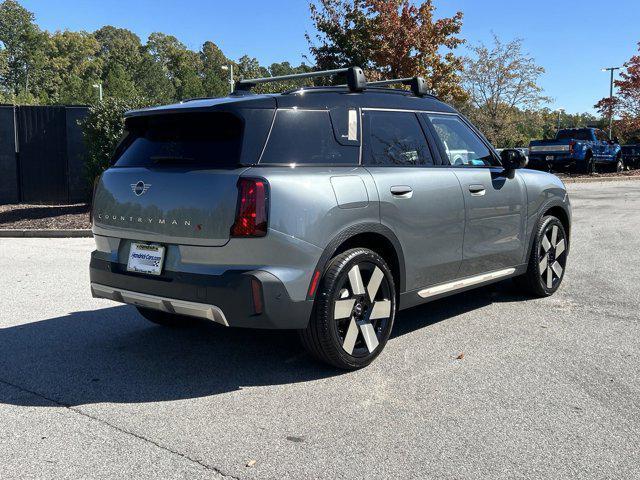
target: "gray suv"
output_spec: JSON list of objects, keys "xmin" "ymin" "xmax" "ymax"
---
[{"xmin": 90, "ymin": 67, "xmax": 571, "ymax": 369}]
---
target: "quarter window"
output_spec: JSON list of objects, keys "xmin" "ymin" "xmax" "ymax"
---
[
  {"xmin": 260, "ymin": 109, "xmax": 358, "ymax": 165},
  {"xmin": 426, "ymin": 114, "xmax": 496, "ymax": 167},
  {"xmin": 365, "ymin": 111, "xmax": 434, "ymax": 166}
]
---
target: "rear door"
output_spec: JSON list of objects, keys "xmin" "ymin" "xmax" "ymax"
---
[
  {"xmin": 362, "ymin": 109, "xmax": 465, "ymax": 291},
  {"xmin": 423, "ymin": 113, "xmax": 527, "ymax": 278}
]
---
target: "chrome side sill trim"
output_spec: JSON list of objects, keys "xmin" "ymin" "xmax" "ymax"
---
[
  {"xmin": 90, "ymin": 283, "xmax": 229, "ymax": 326},
  {"xmin": 417, "ymin": 268, "xmax": 516, "ymax": 299}
]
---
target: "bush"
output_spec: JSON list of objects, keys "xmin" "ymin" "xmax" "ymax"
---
[{"xmin": 81, "ymin": 97, "xmax": 147, "ymax": 186}]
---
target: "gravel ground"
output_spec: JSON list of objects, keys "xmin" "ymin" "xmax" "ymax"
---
[
  {"xmin": 0, "ymin": 203, "xmax": 90, "ymax": 230},
  {"xmin": 0, "ymin": 180, "xmax": 639, "ymax": 479}
]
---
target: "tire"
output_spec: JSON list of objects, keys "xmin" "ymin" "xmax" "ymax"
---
[
  {"xmin": 613, "ymin": 155, "xmax": 624, "ymax": 173},
  {"xmin": 136, "ymin": 307, "xmax": 196, "ymax": 327},
  {"xmin": 299, "ymin": 248, "xmax": 396, "ymax": 370},
  {"xmin": 579, "ymin": 153, "xmax": 596, "ymax": 175},
  {"xmin": 515, "ymin": 215, "xmax": 568, "ymax": 297}
]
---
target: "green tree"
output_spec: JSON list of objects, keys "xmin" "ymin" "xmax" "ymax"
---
[
  {"xmin": 201, "ymin": 41, "xmax": 229, "ymax": 97},
  {"xmin": 45, "ymin": 30, "xmax": 101, "ymax": 104},
  {"xmin": 135, "ymin": 50, "xmax": 176, "ymax": 104},
  {"xmin": 94, "ymin": 26, "xmax": 143, "ymax": 100},
  {"xmin": 462, "ymin": 35, "xmax": 550, "ymax": 147},
  {"xmin": 0, "ymin": 0, "xmax": 49, "ymax": 102}
]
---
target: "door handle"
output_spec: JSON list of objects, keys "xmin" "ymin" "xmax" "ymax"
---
[
  {"xmin": 390, "ymin": 185, "xmax": 413, "ymax": 197},
  {"xmin": 468, "ymin": 184, "xmax": 486, "ymax": 196}
]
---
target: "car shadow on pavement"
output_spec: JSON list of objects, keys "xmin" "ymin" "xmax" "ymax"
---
[{"xmin": 0, "ymin": 281, "xmax": 531, "ymax": 407}]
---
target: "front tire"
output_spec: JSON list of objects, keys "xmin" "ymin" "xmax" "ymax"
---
[
  {"xmin": 515, "ymin": 215, "xmax": 568, "ymax": 297},
  {"xmin": 300, "ymin": 248, "xmax": 396, "ymax": 370}
]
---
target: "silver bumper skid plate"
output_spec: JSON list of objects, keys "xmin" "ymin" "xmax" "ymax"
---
[{"xmin": 90, "ymin": 282, "xmax": 229, "ymax": 326}]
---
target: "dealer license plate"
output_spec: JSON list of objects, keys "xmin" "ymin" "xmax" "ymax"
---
[
  {"xmin": 127, "ymin": 243, "xmax": 165, "ymax": 276},
  {"xmin": 546, "ymin": 155, "xmax": 554, "ymax": 161}
]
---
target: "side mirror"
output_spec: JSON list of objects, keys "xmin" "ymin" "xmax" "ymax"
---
[{"xmin": 500, "ymin": 148, "xmax": 527, "ymax": 172}]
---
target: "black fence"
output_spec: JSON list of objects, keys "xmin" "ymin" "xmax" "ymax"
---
[{"xmin": 0, "ymin": 105, "xmax": 90, "ymax": 205}]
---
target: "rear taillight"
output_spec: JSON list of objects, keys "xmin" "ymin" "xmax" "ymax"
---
[
  {"xmin": 569, "ymin": 141, "xmax": 576, "ymax": 154},
  {"xmin": 230, "ymin": 178, "xmax": 268, "ymax": 237}
]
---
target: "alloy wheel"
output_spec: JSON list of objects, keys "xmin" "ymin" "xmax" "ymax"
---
[
  {"xmin": 332, "ymin": 262, "xmax": 393, "ymax": 357},
  {"xmin": 538, "ymin": 224, "xmax": 567, "ymax": 289}
]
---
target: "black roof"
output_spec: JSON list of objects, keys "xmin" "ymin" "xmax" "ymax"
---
[{"xmin": 125, "ymin": 88, "xmax": 456, "ymax": 118}]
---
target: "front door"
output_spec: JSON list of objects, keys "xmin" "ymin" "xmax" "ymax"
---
[
  {"xmin": 423, "ymin": 113, "xmax": 527, "ymax": 277},
  {"xmin": 362, "ymin": 109, "xmax": 465, "ymax": 291}
]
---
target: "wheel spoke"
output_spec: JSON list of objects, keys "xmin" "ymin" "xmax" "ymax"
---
[
  {"xmin": 539, "ymin": 255, "xmax": 548, "ymax": 275},
  {"xmin": 334, "ymin": 299, "xmax": 356, "ymax": 320},
  {"xmin": 550, "ymin": 225, "xmax": 558, "ymax": 247},
  {"xmin": 551, "ymin": 261, "xmax": 563, "ymax": 278},
  {"xmin": 555, "ymin": 238, "xmax": 566, "ymax": 257},
  {"xmin": 348, "ymin": 265, "xmax": 365, "ymax": 295},
  {"xmin": 342, "ymin": 317, "xmax": 359, "ymax": 354},
  {"xmin": 359, "ymin": 322, "xmax": 379, "ymax": 353},
  {"xmin": 366, "ymin": 267, "xmax": 384, "ymax": 302},
  {"xmin": 541, "ymin": 235, "xmax": 552, "ymax": 252},
  {"xmin": 370, "ymin": 300, "xmax": 391, "ymax": 320},
  {"xmin": 546, "ymin": 267, "xmax": 553, "ymax": 288}
]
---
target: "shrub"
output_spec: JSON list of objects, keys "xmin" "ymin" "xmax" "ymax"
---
[{"xmin": 81, "ymin": 97, "xmax": 146, "ymax": 186}]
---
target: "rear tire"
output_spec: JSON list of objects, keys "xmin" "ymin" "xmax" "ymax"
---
[
  {"xmin": 136, "ymin": 307, "xmax": 196, "ymax": 327},
  {"xmin": 299, "ymin": 248, "xmax": 396, "ymax": 370},
  {"xmin": 515, "ymin": 215, "xmax": 568, "ymax": 297},
  {"xmin": 613, "ymin": 155, "xmax": 624, "ymax": 173},
  {"xmin": 579, "ymin": 153, "xmax": 596, "ymax": 175}
]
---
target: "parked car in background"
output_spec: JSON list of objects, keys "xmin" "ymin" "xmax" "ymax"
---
[
  {"xmin": 621, "ymin": 144, "xmax": 640, "ymax": 169},
  {"xmin": 528, "ymin": 128, "xmax": 622, "ymax": 174}
]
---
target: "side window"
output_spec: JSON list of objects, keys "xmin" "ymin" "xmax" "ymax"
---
[
  {"xmin": 365, "ymin": 111, "xmax": 434, "ymax": 166},
  {"xmin": 425, "ymin": 114, "xmax": 496, "ymax": 167},
  {"xmin": 260, "ymin": 109, "xmax": 358, "ymax": 165}
]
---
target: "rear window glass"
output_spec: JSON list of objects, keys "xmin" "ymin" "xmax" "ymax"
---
[
  {"xmin": 259, "ymin": 109, "xmax": 358, "ymax": 165},
  {"xmin": 113, "ymin": 112, "xmax": 243, "ymax": 168},
  {"xmin": 557, "ymin": 129, "xmax": 592, "ymax": 141}
]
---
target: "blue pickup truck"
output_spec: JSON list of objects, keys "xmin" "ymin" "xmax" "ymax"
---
[{"xmin": 529, "ymin": 128, "xmax": 623, "ymax": 173}]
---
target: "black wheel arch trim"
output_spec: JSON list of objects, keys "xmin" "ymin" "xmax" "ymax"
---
[
  {"xmin": 525, "ymin": 198, "xmax": 571, "ymax": 263},
  {"xmin": 310, "ymin": 223, "xmax": 406, "ymax": 299}
]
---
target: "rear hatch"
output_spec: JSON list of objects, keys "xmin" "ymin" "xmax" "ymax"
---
[{"xmin": 92, "ymin": 105, "xmax": 273, "ymax": 246}]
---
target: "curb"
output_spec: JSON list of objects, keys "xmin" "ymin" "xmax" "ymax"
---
[
  {"xmin": 561, "ymin": 175, "xmax": 640, "ymax": 184},
  {"xmin": 0, "ymin": 229, "xmax": 92, "ymax": 238}
]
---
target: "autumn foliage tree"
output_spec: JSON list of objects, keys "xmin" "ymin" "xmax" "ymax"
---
[
  {"xmin": 307, "ymin": 0, "xmax": 466, "ymax": 103},
  {"xmin": 595, "ymin": 42, "xmax": 640, "ymax": 142}
]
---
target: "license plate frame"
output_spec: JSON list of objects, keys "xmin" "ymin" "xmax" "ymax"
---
[{"xmin": 127, "ymin": 242, "xmax": 166, "ymax": 276}]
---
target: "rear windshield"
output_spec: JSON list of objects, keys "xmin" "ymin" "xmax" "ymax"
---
[
  {"xmin": 556, "ymin": 129, "xmax": 592, "ymax": 141},
  {"xmin": 113, "ymin": 112, "xmax": 243, "ymax": 168}
]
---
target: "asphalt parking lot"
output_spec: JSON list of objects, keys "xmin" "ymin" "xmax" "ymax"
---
[{"xmin": 1, "ymin": 179, "xmax": 639, "ymax": 480}]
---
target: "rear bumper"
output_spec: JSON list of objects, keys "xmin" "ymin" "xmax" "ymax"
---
[
  {"xmin": 528, "ymin": 155, "xmax": 579, "ymax": 171},
  {"xmin": 90, "ymin": 255, "xmax": 313, "ymax": 329}
]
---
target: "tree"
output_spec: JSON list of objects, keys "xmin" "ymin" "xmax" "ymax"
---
[
  {"xmin": 462, "ymin": 35, "xmax": 550, "ymax": 147},
  {"xmin": 94, "ymin": 26, "xmax": 143, "ymax": 100},
  {"xmin": 595, "ymin": 42, "xmax": 640, "ymax": 142},
  {"xmin": 0, "ymin": 0, "xmax": 49, "ymax": 101},
  {"xmin": 307, "ymin": 0, "xmax": 466, "ymax": 102},
  {"xmin": 201, "ymin": 41, "xmax": 230, "ymax": 97}
]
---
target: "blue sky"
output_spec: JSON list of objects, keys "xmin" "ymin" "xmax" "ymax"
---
[{"xmin": 20, "ymin": 0, "xmax": 640, "ymax": 114}]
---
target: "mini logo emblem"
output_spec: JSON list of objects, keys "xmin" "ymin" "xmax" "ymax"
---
[{"xmin": 131, "ymin": 181, "xmax": 151, "ymax": 196}]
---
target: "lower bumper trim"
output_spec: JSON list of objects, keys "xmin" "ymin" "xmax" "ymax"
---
[{"xmin": 91, "ymin": 282, "xmax": 229, "ymax": 326}]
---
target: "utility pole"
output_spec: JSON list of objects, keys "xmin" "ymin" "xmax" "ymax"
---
[
  {"xmin": 92, "ymin": 82, "xmax": 103, "ymax": 102},
  {"xmin": 221, "ymin": 64, "xmax": 234, "ymax": 94},
  {"xmin": 601, "ymin": 66, "xmax": 620, "ymax": 139},
  {"xmin": 556, "ymin": 108, "xmax": 564, "ymax": 132}
]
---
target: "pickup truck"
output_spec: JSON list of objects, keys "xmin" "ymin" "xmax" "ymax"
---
[{"xmin": 528, "ymin": 128, "xmax": 622, "ymax": 173}]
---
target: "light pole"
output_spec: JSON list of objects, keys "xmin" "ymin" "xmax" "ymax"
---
[
  {"xmin": 221, "ymin": 64, "xmax": 234, "ymax": 94},
  {"xmin": 601, "ymin": 66, "xmax": 620, "ymax": 139},
  {"xmin": 556, "ymin": 108, "xmax": 564, "ymax": 132},
  {"xmin": 92, "ymin": 82, "xmax": 103, "ymax": 102}
]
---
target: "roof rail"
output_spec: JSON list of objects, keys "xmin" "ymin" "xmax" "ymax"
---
[
  {"xmin": 235, "ymin": 66, "xmax": 367, "ymax": 93},
  {"xmin": 367, "ymin": 77, "xmax": 431, "ymax": 97}
]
